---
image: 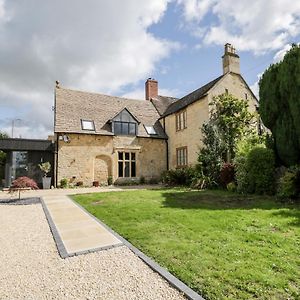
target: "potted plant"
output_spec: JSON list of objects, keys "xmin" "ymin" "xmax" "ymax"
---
[{"xmin": 38, "ymin": 162, "xmax": 52, "ymax": 189}]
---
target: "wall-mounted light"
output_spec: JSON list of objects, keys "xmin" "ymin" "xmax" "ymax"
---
[{"xmin": 59, "ymin": 134, "xmax": 70, "ymax": 143}]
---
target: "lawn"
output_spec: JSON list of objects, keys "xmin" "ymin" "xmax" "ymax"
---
[{"xmin": 73, "ymin": 189, "xmax": 300, "ymax": 300}]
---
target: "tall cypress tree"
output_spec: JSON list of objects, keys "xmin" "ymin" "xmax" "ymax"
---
[{"xmin": 259, "ymin": 44, "xmax": 300, "ymax": 166}]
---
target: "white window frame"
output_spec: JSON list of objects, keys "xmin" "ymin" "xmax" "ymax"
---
[{"xmin": 81, "ymin": 119, "xmax": 95, "ymax": 131}]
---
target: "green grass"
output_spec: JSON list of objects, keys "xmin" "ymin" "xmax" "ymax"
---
[{"xmin": 73, "ymin": 189, "xmax": 300, "ymax": 300}]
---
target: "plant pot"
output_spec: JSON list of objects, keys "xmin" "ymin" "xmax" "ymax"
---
[{"xmin": 42, "ymin": 177, "xmax": 51, "ymax": 189}]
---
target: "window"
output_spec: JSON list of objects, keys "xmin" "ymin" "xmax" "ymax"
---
[
  {"xmin": 144, "ymin": 125, "xmax": 157, "ymax": 135},
  {"xmin": 112, "ymin": 109, "xmax": 138, "ymax": 136},
  {"xmin": 225, "ymin": 88, "xmax": 229, "ymax": 94},
  {"xmin": 176, "ymin": 147, "xmax": 188, "ymax": 167},
  {"xmin": 81, "ymin": 119, "xmax": 95, "ymax": 131},
  {"xmin": 175, "ymin": 110, "xmax": 187, "ymax": 131},
  {"xmin": 114, "ymin": 122, "xmax": 137, "ymax": 135},
  {"xmin": 118, "ymin": 152, "xmax": 136, "ymax": 177},
  {"xmin": 245, "ymin": 93, "xmax": 248, "ymax": 100}
]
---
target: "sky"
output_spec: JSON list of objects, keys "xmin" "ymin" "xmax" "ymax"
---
[{"xmin": 0, "ymin": 0, "xmax": 299, "ymax": 139}]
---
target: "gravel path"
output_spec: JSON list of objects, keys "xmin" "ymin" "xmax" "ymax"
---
[{"xmin": 0, "ymin": 204, "xmax": 186, "ymax": 300}]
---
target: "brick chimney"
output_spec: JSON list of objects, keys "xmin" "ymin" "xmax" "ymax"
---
[
  {"xmin": 145, "ymin": 78, "xmax": 158, "ymax": 100},
  {"xmin": 222, "ymin": 43, "xmax": 240, "ymax": 74}
]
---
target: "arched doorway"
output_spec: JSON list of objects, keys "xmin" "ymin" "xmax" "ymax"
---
[{"xmin": 93, "ymin": 155, "xmax": 112, "ymax": 185}]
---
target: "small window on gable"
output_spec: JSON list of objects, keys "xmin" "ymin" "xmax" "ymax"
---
[
  {"xmin": 81, "ymin": 119, "xmax": 95, "ymax": 131},
  {"xmin": 144, "ymin": 125, "xmax": 157, "ymax": 135},
  {"xmin": 245, "ymin": 93, "xmax": 248, "ymax": 100},
  {"xmin": 225, "ymin": 88, "xmax": 229, "ymax": 95}
]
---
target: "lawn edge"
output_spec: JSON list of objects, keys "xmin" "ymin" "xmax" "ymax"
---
[{"xmin": 71, "ymin": 195, "xmax": 205, "ymax": 300}]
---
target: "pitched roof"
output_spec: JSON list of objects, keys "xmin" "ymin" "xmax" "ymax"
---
[
  {"xmin": 162, "ymin": 75, "xmax": 224, "ymax": 117},
  {"xmin": 150, "ymin": 95, "xmax": 178, "ymax": 116},
  {"xmin": 54, "ymin": 87, "xmax": 167, "ymax": 139}
]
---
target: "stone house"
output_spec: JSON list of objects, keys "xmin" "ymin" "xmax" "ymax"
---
[{"xmin": 54, "ymin": 43, "xmax": 258, "ymax": 186}]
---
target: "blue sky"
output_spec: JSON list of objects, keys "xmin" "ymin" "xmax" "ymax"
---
[{"xmin": 0, "ymin": 0, "xmax": 299, "ymax": 138}]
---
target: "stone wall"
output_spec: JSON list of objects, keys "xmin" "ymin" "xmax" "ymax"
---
[
  {"xmin": 163, "ymin": 72, "xmax": 258, "ymax": 169},
  {"xmin": 163, "ymin": 98, "xmax": 209, "ymax": 170},
  {"xmin": 56, "ymin": 133, "xmax": 166, "ymax": 186}
]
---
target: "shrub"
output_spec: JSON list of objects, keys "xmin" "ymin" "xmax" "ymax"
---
[
  {"xmin": 161, "ymin": 167, "xmax": 195, "ymax": 186},
  {"xmin": 220, "ymin": 163, "xmax": 235, "ymax": 188},
  {"xmin": 227, "ymin": 182, "xmax": 237, "ymax": 192},
  {"xmin": 38, "ymin": 162, "xmax": 51, "ymax": 177},
  {"xmin": 148, "ymin": 177, "xmax": 159, "ymax": 184},
  {"xmin": 107, "ymin": 176, "xmax": 113, "ymax": 185},
  {"xmin": 197, "ymin": 122, "xmax": 225, "ymax": 186},
  {"xmin": 246, "ymin": 147, "xmax": 275, "ymax": 195},
  {"xmin": 9, "ymin": 176, "xmax": 38, "ymax": 199},
  {"xmin": 10, "ymin": 176, "xmax": 38, "ymax": 190},
  {"xmin": 139, "ymin": 176, "xmax": 146, "ymax": 184},
  {"xmin": 277, "ymin": 165, "xmax": 300, "ymax": 199},
  {"xmin": 60, "ymin": 178, "xmax": 68, "ymax": 188},
  {"xmin": 235, "ymin": 155, "xmax": 249, "ymax": 194}
]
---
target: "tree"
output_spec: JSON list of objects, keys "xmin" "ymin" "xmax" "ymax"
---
[
  {"xmin": 0, "ymin": 132, "xmax": 9, "ymax": 139},
  {"xmin": 209, "ymin": 93, "xmax": 256, "ymax": 162},
  {"xmin": 259, "ymin": 44, "xmax": 300, "ymax": 166},
  {"xmin": 197, "ymin": 122, "xmax": 226, "ymax": 186}
]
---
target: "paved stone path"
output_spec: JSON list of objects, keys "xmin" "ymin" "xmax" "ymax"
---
[{"xmin": 42, "ymin": 195, "xmax": 122, "ymax": 257}]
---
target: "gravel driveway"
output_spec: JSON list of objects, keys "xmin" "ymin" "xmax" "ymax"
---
[{"xmin": 0, "ymin": 203, "xmax": 185, "ymax": 299}]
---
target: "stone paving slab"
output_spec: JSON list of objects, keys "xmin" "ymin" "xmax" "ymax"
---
[{"xmin": 42, "ymin": 195, "xmax": 122, "ymax": 256}]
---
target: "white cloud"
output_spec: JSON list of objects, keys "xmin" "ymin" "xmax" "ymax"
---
[
  {"xmin": 249, "ymin": 73, "xmax": 263, "ymax": 99},
  {"xmin": 273, "ymin": 44, "xmax": 292, "ymax": 62},
  {"xmin": 177, "ymin": 0, "xmax": 216, "ymax": 22},
  {"xmin": 0, "ymin": 0, "xmax": 177, "ymax": 138},
  {"xmin": 0, "ymin": 0, "xmax": 7, "ymax": 21},
  {"xmin": 177, "ymin": 0, "xmax": 300, "ymax": 54}
]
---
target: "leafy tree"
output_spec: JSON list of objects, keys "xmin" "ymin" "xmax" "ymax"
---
[
  {"xmin": 197, "ymin": 94, "xmax": 256, "ymax": 186},
  {"xmin": 259, "ymin": 44, "xmax": 300, "ymax": 166},
  {"xmin": 210, "ymin": 93, "xmax": 256, "ymax": 162}
]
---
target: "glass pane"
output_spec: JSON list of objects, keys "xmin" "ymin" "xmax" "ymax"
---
[
  {"xmin": 118, "ymin": 162, "xmax": 123, "ymax": 177},
  {"xmin": 118, "ymin": 152, "xmax": 123, "ymax": 160},
  {"xmin": 114, "ymin": 122, "xmax": 122, "ymax": 135},
  {"xmin": 81, "ymin": 120, "xmax": 94, "ymax": 130},
  {"xmin": 125, "ymin": 162, "xmax": 130, "ymax": 177},
  {"xmin": 121, "ymin": 122, "xmax": 129, "ymax": 135},
  {"xmin": 145, "ymin": 126, "xmax": 156, "ymax": 135},
  {"xmin": 131, "ymin": 153, "xmax": 136, "ymax": 160},
  {"xmin": 13, "ymin": 151, "xmax": 28, "ymax": 179},
  {"xmin": 129, "ymin": 123, "xmax": 136, "ymax": 135},
  {"xmin": 120, "ymin": 110, "xmax": 130, "ymax": 122},
  {"xmin": 125, "ymin": 152, "xmax": 130, "ymax": 160},
  {"xmin": 131, "ymin": 162, "xmax": 136, "ymax": 177}
]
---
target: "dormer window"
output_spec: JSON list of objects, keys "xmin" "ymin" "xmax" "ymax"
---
[
  {"xmin": 81, "ymin": 119, "xmax": 95, "ymax": 131},
  {"xmin": 111, "ymin": 108, "xmax": 138, "ymax": 136}
]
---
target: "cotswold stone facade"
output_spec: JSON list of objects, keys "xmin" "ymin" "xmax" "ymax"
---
[
  {"xmin": 162, "ymin": 72, "xmax": 258, "ymax": 169},
  {"xmin": 54, "ymin": 43, "xmax": 258, "ymax": 186},
  {"xmin": 57, "ymin": 134, "xmax": 166, "ymax": 186}
]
